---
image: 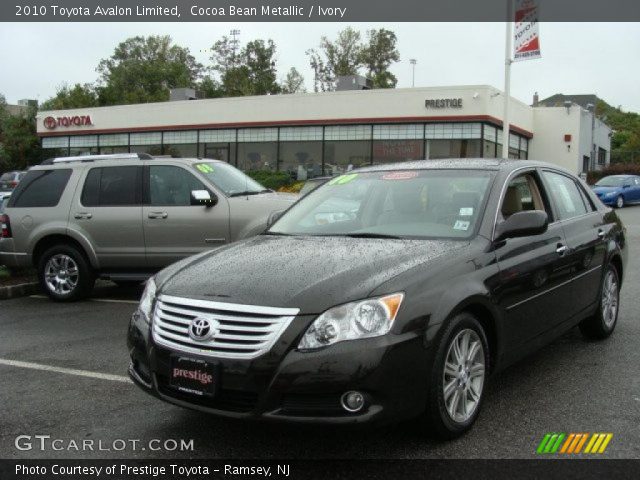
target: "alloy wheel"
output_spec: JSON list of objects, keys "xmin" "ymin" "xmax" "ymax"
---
[
  {"xmin": 442, "ymin": 329, "xmax": 485, "ymax": 423},
  {"xmin": 601, "ymin": 269, "xmax": 619, "ymax": 328},
  {"xmin": 44, "ymin": 254, "xmax": 79, "ymax": 295}
]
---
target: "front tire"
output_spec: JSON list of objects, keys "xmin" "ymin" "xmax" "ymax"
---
[
  {"xmin": 425, "ymin": 313, "xmax": 489, "ymax": 439},
  {"xmin": 579, "ymin": 263, "xmax": 620, "ymax": 340},
  {"xmin": 616, "ymin": 195, "xmax": 624, "ymax": 208},
  {"xmin": 38, "ymin": 244, "xmax": 95, "ymax": 301}
]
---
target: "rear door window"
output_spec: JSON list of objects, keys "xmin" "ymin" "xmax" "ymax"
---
[
  {"xmin": 8, "ymin": 169, "xmax": 72, "ymax": 208},
  {"xmin": 541, "ymin": 171, "xmax": 589, "ymax": 220},
  {"xmin": 81, "ymin": 166, "xmax": 142, "ymax": 206}
]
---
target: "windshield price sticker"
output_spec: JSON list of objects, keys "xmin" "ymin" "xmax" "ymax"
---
[
  {"xmin": 459, "ymin": 207, "xmax": 474, "ymax": 216},
  {"xmin": 196, "ymin": 164, "xmax": 214, "ymax": 173},
  {"xmin": 381, "ymin": 171, "xmax": 419, "ymax": 181},
  {"xmin": 329, "ymin": 173, "xmax": 359, "ymax": 185}
]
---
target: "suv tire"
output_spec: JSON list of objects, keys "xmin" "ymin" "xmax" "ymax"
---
[
  {"xmin": 38, "ymin": 244, "xmax": 95, "ymax": 301},
  {"xmin": 424, "ymin": 312, "xmax": 489, "ymax": 439}
]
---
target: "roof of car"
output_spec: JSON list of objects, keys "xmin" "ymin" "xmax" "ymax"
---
[{"xmin": 354, "ymin": 158, "xmax": 563, "ymax": 173}]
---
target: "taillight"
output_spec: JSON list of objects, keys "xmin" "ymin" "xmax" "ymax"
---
[{"xmin": 1, "ymin": 214, "xmax": 11, "ymax": 238}]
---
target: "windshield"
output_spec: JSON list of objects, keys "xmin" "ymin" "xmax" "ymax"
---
[
  {"xmin": 595, "ymin": 176, "xmax": 629, "ymax": 187},
  {"xmin": 268, "ymin": 169, "xmax": 494, "ymax": 239},
  {"xmin": 193, "ymin": 161, "xmax": 268, "ymax": 196}
]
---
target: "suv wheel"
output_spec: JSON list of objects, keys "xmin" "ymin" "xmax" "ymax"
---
[
  {"xmin": 38, "ymin": 244, "xmax": 95, "ymax": 301},
  {"xmin": 425, "ymin": 313, "xmax": 489, "ymax": 439},
  {"xmin": 580, "ymin": 264, "xmax": 620, "ymax": 339}
]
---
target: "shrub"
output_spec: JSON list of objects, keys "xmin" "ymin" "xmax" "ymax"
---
[
  {"xmin": 246, "ymin": 170, "xmax": 294, "ymax": 190},
  {"xmin": 278, "ymin": 181, "xmax": 305, "ymax": 193},
  {"xmin": 587, "ymin": 163, "xmax": 640, "ymax": 184}
]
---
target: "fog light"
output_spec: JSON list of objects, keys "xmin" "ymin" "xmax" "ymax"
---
[{"xmin": 341, "ymin": 391, "xmax": 365, "ymax": 413}]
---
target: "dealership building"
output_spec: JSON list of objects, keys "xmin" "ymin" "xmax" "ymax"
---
[{"xmin": 36, "ymin": 85, "xmax": 612, "ymax": 179}]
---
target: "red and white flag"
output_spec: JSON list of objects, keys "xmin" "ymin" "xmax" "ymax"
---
[{"xmin": 513, "ymin": 0, "xmax": 541, "ymax": 62}]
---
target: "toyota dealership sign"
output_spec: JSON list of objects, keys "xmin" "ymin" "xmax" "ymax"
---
[{"xmin": 43, "ymin": 115, "xmax": 93, "ymax": 130}]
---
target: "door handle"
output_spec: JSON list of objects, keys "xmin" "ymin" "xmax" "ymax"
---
[
  {"xmin": 556, "ymin": 244, "xmax": 569, "ymax": 255},
  {"xmin": 597, "ymin": 229, "xmax": 606, "ymax": 239},
  {"xmin": 148, "ymin": 212, "xmax": 168, "ymax": 219},
  {"xmin": 74, "ymin": 212, "xmax": 92, "ymax": 219}
]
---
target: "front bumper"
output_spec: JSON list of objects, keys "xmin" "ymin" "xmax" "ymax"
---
[
  {"xmin": 128, "ymin": 309, "xmax": 429, "ymax": 425},
  {"xmin": 596, "ymin": 195, "xmax": 617, "ymax": 206}
]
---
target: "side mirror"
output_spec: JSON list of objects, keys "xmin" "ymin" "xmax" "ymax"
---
[
  {"xmin": 495, "ymin": 210, "xmax": 548, "ymax": 241},
  {"xmin": 623, "ymin": 184, "xmax": 631, "ymax": 189},
  {"xmin": 190, "ymin": 189, "xmax": 217, "ymax": 207}
]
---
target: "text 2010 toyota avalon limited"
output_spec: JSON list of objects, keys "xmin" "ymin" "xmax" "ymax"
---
[{"xmin": 128, "ymin": 159, "xmax": 627, "ymax": 438}]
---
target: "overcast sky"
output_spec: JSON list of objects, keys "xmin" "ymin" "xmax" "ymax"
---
[{"xmin": 1, "ymin": 22, "xmax": 638, "ymax": 111}]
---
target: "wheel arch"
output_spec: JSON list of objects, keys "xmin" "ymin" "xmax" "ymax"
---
[{"xmin": 32, "ymin": 234, "xmax": 96, "ymax": 269}]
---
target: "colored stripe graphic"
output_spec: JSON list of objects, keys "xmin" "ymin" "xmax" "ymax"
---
[{"xmin": 538, "ymin": 433, "xmax": 613, "ymax": 454}]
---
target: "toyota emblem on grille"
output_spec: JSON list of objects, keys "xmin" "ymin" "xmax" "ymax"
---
[{"xmin": 189, "ymin": 317, "xmax": 219, "ymax": 341}]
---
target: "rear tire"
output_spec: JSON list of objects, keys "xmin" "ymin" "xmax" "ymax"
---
[
  {"xmin": 38, "ymin": 244, "xmax": 95, "ymax": 301},
  {"xmin": 579, "ymin": 263, "xmax": 620, "ymax": 340},
  {"xmin": 424, "ymin": 312, "xmax": 489, "ymax": 439}
]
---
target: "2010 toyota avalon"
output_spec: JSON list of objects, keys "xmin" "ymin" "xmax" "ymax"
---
[{"xmin": 128, "ymin": 159, "xmax": 627, "ymax": 438}]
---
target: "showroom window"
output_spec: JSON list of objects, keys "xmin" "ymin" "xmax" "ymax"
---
[
  {"xmin": 130, "ymin": 132, "xmax": 162, "ymax": 156},
  {"xmin": 425, "ymin": 123, "xmax": 482, "ymax": 159},
  {"xmin": 41, "ymin": 136, "xmax": 69, "ymax": 160},
  {"xmin": 99, "ymin": 133, "xmax": 129, "ymax": 154},
  {"xmin": 69, "ymin": 135, "xmax": 98, "ymax": 156},
  {"xmin": 278, "ymin": 127, "xmax": 323, "ymax": 180},
  {"xmin": 237, "ymin": 129, "xmax": 278, "ymax": 171},
  {"xmin": 162, "ymin": 130, "xmax": 198, "ymax": 158},
  {"xmin": 373, "ymin": 124, "xmax": 424, "ymax": 164},
  {"xmin": 199, "ymin": 129, "xmax": 236, "ymax": 163},
  {"xmin": 324, "ymin": 125, "xmax": 372, "ymax": 175},
  {"xmin": 483, "ymin": 125, "xmax": 498, "ymax": 158}
]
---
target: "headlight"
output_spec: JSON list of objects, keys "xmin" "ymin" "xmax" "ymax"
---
[
  {"xmin": 298, "ymin": 293, "xmax": 404, "ymax": 350},
  {"xmin": 138, "ymin": 277, "xmax": 157, "ymax": 324}
]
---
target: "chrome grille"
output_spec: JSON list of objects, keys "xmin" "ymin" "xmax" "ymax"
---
[{"xmin": 152, "ymin": 294, "xmax": 299, "ymax": 359}]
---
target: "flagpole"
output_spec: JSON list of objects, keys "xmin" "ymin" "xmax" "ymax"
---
[{"xmin": 502, "ymin": 0, "xmax": 513, "ymax": 159}]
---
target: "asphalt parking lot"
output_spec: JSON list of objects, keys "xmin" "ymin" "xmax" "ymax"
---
[{"xmin": 1, "ymin": 208, "xmax": 639, "ymax": 460}]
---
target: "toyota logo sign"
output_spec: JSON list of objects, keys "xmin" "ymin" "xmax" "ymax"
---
[
  {"xmin": 188, "ymin": 317, "xmax": 219, "ymax": 342},
  {"xmin": 43, "ymin": 116, "xmax": 57, "ymax": 130}
]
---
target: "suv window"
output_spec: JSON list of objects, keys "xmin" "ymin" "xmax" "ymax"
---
[
  {"xmin": 8, "ymin": 169, "xmax": 72, "ymax": 208},
  {"xmin": 149, "ymin": 166, "xmax": 207, "ymax": 206},
  {"xmin": 542, "ymin": 170, "xmax": 589, "ymax": 220},
  {"xmin": 81, "ymin": 166, "xmax": 142, "ymax": 206}
]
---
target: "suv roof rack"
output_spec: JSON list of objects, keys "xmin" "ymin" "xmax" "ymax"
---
[{"xmin": 42, "ymin": 153, "xmax": 153, "ymax": 165}]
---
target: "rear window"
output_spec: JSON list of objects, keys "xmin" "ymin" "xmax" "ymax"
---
[
  {"xmin": 0, "ymin": 173, "xmax": 14, "ymax": 181},
  {"xmin": 81, "ymin": 166, "xmax": 142, "ymax": 206},
  {"xmin": 8, "ymin": 169, "xmax": 72, "ymax": 208}
]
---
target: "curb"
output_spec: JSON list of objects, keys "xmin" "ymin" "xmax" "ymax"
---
[{"xmin": 0, "ymin": 282, "xmax": 40, "ymax": 300}]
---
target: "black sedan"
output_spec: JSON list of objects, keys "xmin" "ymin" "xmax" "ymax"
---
[{"xmin": 128, "ymin": 159, "xmax": 627, "ymax": 439}]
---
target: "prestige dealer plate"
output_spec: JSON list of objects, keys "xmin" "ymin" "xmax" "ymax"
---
[{"xmin": 170, "ymin": 356, "xmax": 217, "ymax": 397}]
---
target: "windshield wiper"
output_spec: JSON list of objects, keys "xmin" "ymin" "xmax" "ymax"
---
[
  {"xmin": 340, "ymin": 232, "xmax": 403, "ymax": 239},
  {"xmin": 229, "ymin": 189, "xmax": 271, "ymax": 197}
]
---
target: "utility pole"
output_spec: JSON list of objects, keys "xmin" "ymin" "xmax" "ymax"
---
[
  {"xmin": 410, "ymin": 59, "xmax": 417, "ymax": 87},
  {"xmin": 502, "ymin": 0, "xmax": 513, "ymax": 159}
]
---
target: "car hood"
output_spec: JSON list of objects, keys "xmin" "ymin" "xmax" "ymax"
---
[{"xmin": 157, "ymin": 235, "xmax": 467, "ymax": 314}]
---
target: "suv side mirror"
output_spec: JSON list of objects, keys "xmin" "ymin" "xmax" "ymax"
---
[
  {"xmin": 191, "ymin": 189, "xmax": 217, "ymax": 207},
  {"xmin": 495, "ymin": 210, "xmax": 548, "ymax": 241}
]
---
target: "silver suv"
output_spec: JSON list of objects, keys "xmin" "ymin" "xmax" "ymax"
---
[{"xmin": 0, "ymin": 154, "xmax": 296, "ymax": 301}]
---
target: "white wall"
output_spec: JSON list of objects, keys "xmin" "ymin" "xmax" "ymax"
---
[{"xmin": 529, "ymin": 106, "xmax": 581, "ymax": 172}]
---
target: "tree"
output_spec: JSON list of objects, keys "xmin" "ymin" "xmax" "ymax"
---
[
  {"xmin": 209, "ymin": 37, "xmax": 281, "ymax": 97},
  {"xmin": 197, "ymin": 76, "xmax": 224, "ymax": 99},
  {"xmin": 96, "ymin": 35, "xmax": 203, "ymax": 105},
  {"xmin": 361, "ymin": 29, "xmax": 400, "ymax": 88},
  {"xmin": 307, "ymin": 27, "xmax": 363, "ymax": 91},
  {"xmin": 0, "ymin": 104, "xmax": 40, "ymax": 170},
  {"xmin": 40, "ymin": 83, "xmax": 98, "ymax": 110},
  {"xmin": 281, "ymin": 67, "xmax": 305, "ymax": 94}
]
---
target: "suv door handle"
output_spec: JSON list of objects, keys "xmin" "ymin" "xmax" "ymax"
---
[
  {"xmin": 556, "ymin": 244, "xmax": 569, "ymax": 255},
  {"xmin": 148, "ymin": 212, "xmax": 168, "ymax": 219},
  {"xmin": 74, "ymin": 212, "xmax": 92, "ymax": 219}
]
